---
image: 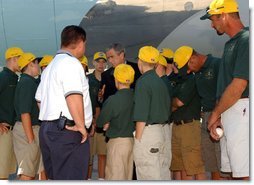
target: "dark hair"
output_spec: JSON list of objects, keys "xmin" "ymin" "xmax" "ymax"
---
[
  {"xmin": 61, "ymin": 25, "xmax": 86, "ymax": 48},
  {"xmin": 21, "ymin": 59, "xmax": 38, "ymax": 73},
  {"xmin": 106, "ymin": 43, "xmax": 125, "ymax": 55}
]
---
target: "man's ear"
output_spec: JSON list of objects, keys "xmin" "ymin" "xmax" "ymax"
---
[{"xmin": 119, "ymin": 51, "xmax": 125, "ymax": 60}]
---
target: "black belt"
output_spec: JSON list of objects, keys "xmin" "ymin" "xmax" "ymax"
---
[
  {"xmin": 42, "ymin": 119, "xmax": 75, "ymax": 126},
  {"xmin": 241, "ymin": 96, "xmax": 249, "ymax": 99},
  {"xmin": 65, "ymin": 119, "xmax": 75, "ymax": 126},
  {"xmin": 95, "ymin": 127, "xmax": 105, "ymax": 133},
  {"xmin": 146, "ymin": 122, "xmax": 167, "ymax": 126},
  {"xmin": 174, "ymin": 119, "xmax": 197, "ymax": 125}
]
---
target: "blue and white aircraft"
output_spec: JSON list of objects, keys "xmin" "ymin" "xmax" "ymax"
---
[{"xmin": 0, "ymin": 0, "xmax": 249, "ymax": 67}]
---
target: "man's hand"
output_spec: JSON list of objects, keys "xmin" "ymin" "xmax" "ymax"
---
[
  {"xmin": 88, "ymin": 124, "xmax": 95, "ymax": 137},
  {"xmin": 65, "ymin": 125, "xmax": 88, "ymax": 143},
  {"xmin": 0, "ymin": 123, "xmax": 9, "ymax": 134},
  {"xmin": 98, "ymin": 85, "xmax": 106, "ymax": 102},
  {"xmin": 209, "ymin": 119, "xmax": 222, "ymax": 141},
  {"xmin": 207, "ymin": 111, "xmax": 220, "ymax": 130},
  {"xmin": 135, "ymin": 122, "xmax": 146, "ymax": 141},
  {"xmin": 103, "ymin": 123, "xmax": 110, "ymax": 131}
]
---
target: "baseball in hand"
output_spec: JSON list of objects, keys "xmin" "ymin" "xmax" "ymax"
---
[{"xmin": 216, "ymin": 127, "xmax": 223, "ymax": 138}]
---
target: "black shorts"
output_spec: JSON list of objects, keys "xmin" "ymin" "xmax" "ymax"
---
[{"xmin": 39, "ymin": 121, "xmax": 90, "ymax": 180}]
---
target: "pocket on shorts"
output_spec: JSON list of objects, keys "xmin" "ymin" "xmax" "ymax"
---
[
  {"xmin": 47, "ymin": 130, "xmax": 81, "ymax": 145},
  {"xmin": 134, "ymin": 140, "xmax": 160, "ymax": 167},
  {"xmin": 27, "ymin": 140, "xmax": 39, "ymax": 161}
]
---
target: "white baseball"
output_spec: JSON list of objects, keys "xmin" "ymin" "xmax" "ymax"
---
[{"xmin": 216, "ymin": 127, "xmax": 223, "ymax": 138}]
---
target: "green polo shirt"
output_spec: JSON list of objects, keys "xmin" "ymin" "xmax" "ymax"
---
[
  {"xmin": 171, "ymin": 74, "xmax": 201, "ymax": 121},
  {"xmin": 97, "ymin": 88, "xmax": 135, "ymax": 138},
  {"xmin": 195, "ymin": 55, "xmax": 220, "ymax": 112},
  {"xmin": 87, "ymin": 72, "xmax": 101, "ymax": 115},
  {"xmin": 167, "ymin": 73, "xmax": 181, "ymax": 98},
  {"xmin": 14, "ymin": 73, "xmax": 40, "ymax": 125},
  {"xmin": 133, "ymin": 69, "xmax": 170, "ymax": 124},
  {"xmin": 161, "ymin": 75, "xmax": 172, "ymax": 97},
  {"xmin": 217, "ymin": 27, "xmax": 249, "ymax": 99},
  {"xmin": 0, "ymin": 67, "xmax": 18, "ymax": 126}
]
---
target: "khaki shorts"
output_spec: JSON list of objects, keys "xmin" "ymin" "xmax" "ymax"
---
[
  {"xmin": 0, "ymin": 129, "xmax": 17, "ymax": 178},
  {"xmin": 105, "ymin": 137, "xmax": 133, "ymax": 180},
  {"xmin": 13, "ymin": 122, "xmax": 42, "ymax": 177},
  {"xmin": 92, "ymin": 132, "xmax": 107, "ymax": 155},
  {"xmin": 171, "ymin": 120, "xmax": 205, "ymax": 175},
  {"xmin": 201, "ymin": 112, "xmax": 221, "ymax": 172},
  {"xmin": 134, "ymin": 124, "xmax": 171, "ymax": 180},
  {"xmin": 89, "ymin": 136, "xmax": 94, "ymax": 166}
]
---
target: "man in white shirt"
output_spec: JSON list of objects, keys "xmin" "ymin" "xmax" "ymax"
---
[{"xmin": 35, "ymin": 25, "xmax": 92, "ymax": 180}]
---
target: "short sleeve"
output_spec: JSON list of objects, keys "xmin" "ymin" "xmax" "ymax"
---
[
  {"xmin": 35, "ymin": 82, "xmax": 42, "ymax": 102},
  {"xmin": 61, "ymin": 59, "xmax": 85, "ymax": 97},
  {"xmin": 233, "ymin": 37, "xmax": 249, "ymax": 80},
  {"xmin": 133, "ymin": 81, "xmax": 151, "ymax": 122},
  {"xmin": 18, "ymin": 82, "xmax": 34, "ymax": 114}
]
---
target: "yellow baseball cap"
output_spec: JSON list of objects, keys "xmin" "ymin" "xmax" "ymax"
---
[
  {"xmin": 114, "ymin": 64, "xmax": 135, "ymax": 84},
  {"xmin": 174, "ymin": 46, "xmax": 193, "ymax": 69},
  {"xmin": 158, "ymin": 55, "xmax": 167, "ymax": 67},
  {"xmin": 79, "ymin": 55, "xmax": 88, "ymax": 66},
  {"xmin": 93, "ymin": 52, "xmax": 107, "ymax": 61},
  {"xmin": 39, "ymin": 55, "xmax": 53, "ymax": 67},
  {"xmin": 138, "ymin": 46, "xmax": 159, "ymax": 64},
  {"xmin": 5, "ymin": 47, "xmax": 24, "ymax": 60},
  {"xmin": 18, "ymin": 52, "xmax": 36, "ymax": 70},
  {"xmin": 200, "ymin": 0, "xmax": 239, "ymax": 20},
  {"xmin": 160, "ymin": 48, "xmax": 174, "ymax": 59}
]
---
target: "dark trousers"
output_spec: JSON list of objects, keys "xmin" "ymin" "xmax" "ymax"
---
[{"xmin": 39, "ymin": 121, "xmax": 89, "ymax": 180}]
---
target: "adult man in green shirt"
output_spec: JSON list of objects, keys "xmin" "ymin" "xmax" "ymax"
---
[
  {"xmin": 171, "ymin": 46, "xmax": 207, "ymax": 180},
  {"xmin": 200, "ymin": 0, "xmax": 249, "ymax": 179},
  {"xmin": 173, "ymin": 45, "xmax": 228, "ymax": 180},
  {"xmin": 0, "ymin": 47, "xmax": 23, "ymax": 179},
  {"xmin": 133, "ymin": 46, "xmax": 171, "ymax": 180}
]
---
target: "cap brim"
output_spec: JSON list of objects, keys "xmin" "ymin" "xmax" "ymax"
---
[
  {"xmin": 200, "ymin": 13, "xmax": 211, "ymax": 20},
  {"xmin": 95, "ymin": 57, "xmax": 107, "ymax": 62}
]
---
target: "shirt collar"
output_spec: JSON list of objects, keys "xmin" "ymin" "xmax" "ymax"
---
[
  {"xmin": 3, "ymin": 67, "xmax": 18, "ymax": 78},
  {"xmin": 56, "ymin": 49, "xmax": 74, "ymax": 57}
]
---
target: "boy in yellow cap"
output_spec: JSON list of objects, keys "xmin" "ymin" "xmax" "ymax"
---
[
  {"xmin": 201, "ymin": 0, "xmax": 249, "ymax": 180},
  {"xmin": 12, "ymin": 52, "xmax": 41, "ymax": 180},
  {"xmin": 0, "ymin": 47, "xmax": 23, "ymax": 179},
  {"xmin": 170, "ymin": 46, "xmax": 206, "ymax": 180},
  {"xmin": 79, "ymin": 55, "xmax": 89, "ymax": 74},
  {"xmin": 155, "ymin": 54, "xmax": 173, "ymax": 178},
  {"xmin": 97, "ymin": 64, "xmax": 135, "ymax": 180},
  {"xmin": 39, "ymin": 55, "xmax": 53, "ymax": 72},
  {"xmin": 133, "ymin": 46, "xmax": 171, "ymax": 180},
  {"xmin": 160, "ymin": 48, "xmax": 175, "ymax": 76},
  {"xmin": 87, "ymin": 51, "xmax": 107, "ymax": 180},
  {"xmin": 36, "ymin": 55, "xmax": 53, "ymax": 84},
  {"xmin": 173, "ymin": 45, "xmax": 225, "ymax": 180}
]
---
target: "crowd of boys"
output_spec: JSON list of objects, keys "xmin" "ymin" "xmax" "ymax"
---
[{"xmin": 0, "ymin": 0, "xmax": 249, "ymax": 181}]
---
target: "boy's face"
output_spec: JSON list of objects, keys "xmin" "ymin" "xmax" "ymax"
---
[
  {"xmin": 33, "ymin": 59, "xmax": 40, "ymax": 76},
  {"xmin": 137, "ymin": 59, "xmax": 143, "ymax": 74},
  {"xmin": 93, "ymin": 59, "xmax": 106, "ymax": 73}
]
